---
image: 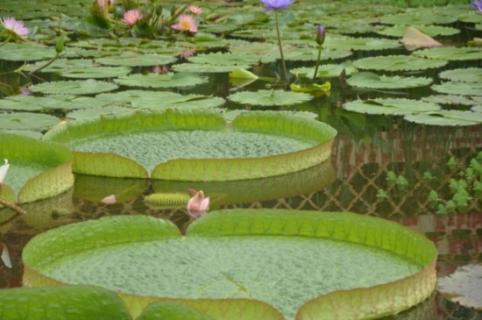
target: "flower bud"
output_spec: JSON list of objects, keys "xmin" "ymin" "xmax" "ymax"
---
[{"xmin": 316, "ymin": 24, "xmax": 326, "ymax": 46}]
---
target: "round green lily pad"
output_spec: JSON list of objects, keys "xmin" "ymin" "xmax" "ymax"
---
[
  {"xmin": 353, "ymin": 55, "xmax": 447, "ymax": 72},
  {"xmin": 377, "ymin": 25, "xmax": 460, "ymax": 37},
  {"xmin": 137, "ymin": 302, "xmax": 213, "ymax": 320},
  {"xmin": 0, "ymin": 43, "xmax": 56, "ymax": 61},
  {"xmin": 413, "ymin": 47, "xmax": 482, "ymax": 61},
  {"xmin": 114, "ymin": 73, "xmax": 207, "ymax": 89},
  {"xmin": 29, "ymin": 80, "xmax": 119, "ymax": 96},
  {"xmin": 347, "ymin": 72, "xmax": 432, "ymax": 90},
  {"xmin": 227, "ymin": 90, "xmax": 312, "ymax": 107},
  {"xmin": 59, "ymin": 66, "xmax": 132, "ymax": 79},
  {"xmin": 96, "ymin": 54, "xmax": 177, "ymax": 67},
  {"xmin": 0, "ymin": 112, "xmax": 59, "ymax": 131},
  {"xmin": 432, "ymin": 82, "xmax": 482, "ymax": 96},
  {"xmin": 404, "ymin": 110, "xmax": 482, "ymax": 126},
  {"xmin": 343, "ymin": 98, "xmax": 441, "ymax": 115},
  {"xmin": 22, "ymin": 210, "xmax": 437, "ymax": 320},
  {"xmin": 422, "ymin": 95, "xmax": 476, "ymax": 107},
  {"xmin": 380, "ymin": 11, "xmax": 457, "ymax": 25},
  {"xmin": 44, "ymin": 110, "xmax": 336, "ymax": 180},
  {"xmin": 325, "ymin": 35, "xmax": 400, "ymax": 51},
  {"xmin": 439, "ymin": 68, "xmax": 482, "ymax": 83},
  {"xmin": 0, "ymin": 133, "xmax": 73, "ymax": 203}
]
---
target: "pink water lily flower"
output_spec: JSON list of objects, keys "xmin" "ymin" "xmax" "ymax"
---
[
  {"xmin": 188, "ymin": 5, "xmax": 203, "ymax": 15},
  {"xmin": 122, "ymin": 9, "xmax": 143, "ymax": 26},
  {"xmin": 0, "ymin": 159, "xmax": 9, "ymax": 185},
  {"xmin": 172, "ymin": 15, "xmax": 198, "ymax": 33},
  {"xmin": 187, "ymin": 190, "xmax": 210, "ymax": 218},
  {"xmin": 0, "ymin": 17, "xmax": 29, "ymax": 39}
]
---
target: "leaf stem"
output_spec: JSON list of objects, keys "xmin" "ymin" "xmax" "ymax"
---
[
  {"xmin": 28, "ymin": 52, "xmax": 60, "ymax": 76},
  {"xmin": 274, "ymin": 11, "xmax": 288, "ymax": 82},
  {"xmin": 0, "ymin": 198, "xmax": 26, "ymax": 216},
  {"xmin": 312, "ymin": 45, "xmax": 322, "ymax": 81}
]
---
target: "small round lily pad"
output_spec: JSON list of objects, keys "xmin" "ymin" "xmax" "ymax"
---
[
  {"xmin": 343, "ymin": 98, "xmax": 441, "ymax": 115},
  {"xmin": 227, "ymin": 90, "xmax": 313, "ymax": 107},
  {"xmin": 432, "ymin": 82, "xmax": 482, "ymax": 96},
  {"xmin": 439, "ymin": 68, "xmax": 482, "ymax": 83},
  {"xmin": 353, "ymin": 55, "xmax": 447, "ymax": 72},
  {"xmin": 347, "ymin": 72, "xmax": 432, "ymax": 90},
  {"xmin": 114, "ymin": 73, "xmax": 207, "ymax": 89},
  {"xmin": 413, "ymin": 47, "xmax": 482, "ymax": 61},
  {"xmin": 29, "ymin": 80, "xmax": 118, "ymax": 96},
  {"xmin": 404, "ymin": 110, "xmax": 482, "ymax": 126},
  {"xmin": 96, "ymin": 54, "xmax": 177, "ymax": 67}
]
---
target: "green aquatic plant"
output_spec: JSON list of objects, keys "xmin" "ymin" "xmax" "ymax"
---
[
  {"xmin": 22, "ymin": 209, "xmax": 437, "ymax": 320},
  {"xmin": 0, "ymin": 133, "xmax": 73, "ymax": 204},
  {"xmin": 0, "ymin": 286, "xmax": 131, "ymax": 320},
  {"xmin": 44, "ymin": 110, "xmax": 336, "ymax": 181}
]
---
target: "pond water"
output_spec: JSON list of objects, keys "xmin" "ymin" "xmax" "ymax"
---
[{"xmin": 0, "ymin": 0, "xmax": 481, "ymax": 319}]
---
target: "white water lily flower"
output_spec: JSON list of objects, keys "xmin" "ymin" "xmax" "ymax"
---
[
  {"xmin": 0, "ymin": 159, "xmax": 9, "ymax": 185},
  {"xmin": 101, "ymin": 194, "xmax": 117, "ymax": 205}
]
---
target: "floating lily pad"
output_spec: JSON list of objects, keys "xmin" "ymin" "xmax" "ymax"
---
[
  {"xmin": 380, "ymin": 11, "xmax": 457, "ymax": 25},
  {"xmin": 22, "ymin": 210, "xmax": 437, "ymax": 320},
  {"xmin": 137, "ymin": 302, "xmax": 213, "ymax": 320},
  {"xmin": 353, "ymin": 55, "xmax": 447, "ymax": 72},
  {"xmin": 114, "ymin": 73, "xmax": 207, "ymax": 89},
  {"xmin": 343, "ymin": 98, "xmax": 441, "ymax": 115},
  {"xmin": 472, "ymin": 106, "xmax": 482, "ymax": 113},
  {"xmin": 153, "ymin": 160, "xmax": 334, "ymax": 207},
  {"xmin": 347, "ymin": 72, "xmax": 432, "ymax": 90},
  {"xmin": 0, "ymin": 133, "xmax": 73, "ymax": 203},
  {"xmin": 438, "ymin": 264, "xmax": 482, "ymax": 310},
  {"xmin": 422, "ymin": 95, "xmax": 476, "ymax": 106},
  {"xmin": 284, "ymin": 49, "xmax": 353, "ymax": 62},
  {"xmin": 227, "ymin": 90, "xmax": 312, "ymax": 107},
  {"xmin": 404, "ymin": 110, "xmax": 482, "ymax": 126},
  {"xmin": 29, "ymin": 80, "xmax": 118, "ymax": 96},
  {"xmin": 188, "ymin": 52, "xmax": 266, "ymax": 66},
  {"xmin": 59, "ymin": 66, "xmax": 132, "ymax": 79},
  {"xmin": 172, "ymin": 63, "xmax": 249, "ymax": 73},
  {"xmin": 20, "ymin": 59, "xmax": 96, "ymax": 73},
  {"xmin": 439, "ymin": 68, "xmax": 482, "ymax": 83},
  {"xmin": 377, "ymin": 25, "xmax": 460, "ymax": 37},
  {"xmin": 325, "ymin": 35, "xmax": 401, "ymax": 51},
  {"xmin": 413, "ymin": 47, "xmax": 482, "ymax": 61},
  {"xmin": 44, "ymin": 110, "xmax": 336, "ymax": 180},
  {"xmin": 432, "ymin": 82, "xmax": 482, "ymax": 96},
  {"xmin": 0, "ymin": 112, "xmax": 59, "ymax": 131},
  {"xmin": 0, "ymin": 43, "xmax": 56, "ymax": 61},
  {"xmin": 0, "ymin": 286, "xmax": 131, "ymax": 320},
  {"xmin": 66, "ymin": 106, "xmax": 136, "ymax": 121},
  {"xmin": 96, "ymin": 54, "xmax": 177, "ymax": 67},
  {"xmin": 290, "ymin": 64, "xmax": 348, "ymax": 78}
]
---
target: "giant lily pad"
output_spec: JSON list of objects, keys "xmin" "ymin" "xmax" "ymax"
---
[
  {"xmin": 152, "ymin": 160, "xmax": 335, "ymax": 207},
  {"xmin": 343, "ymin": 98, "xmax": 441, "ymax": 115},
  {"xmin": 227, "ymin": 90, "xmax": 313, "ymax": 107},
  {"xmin": 29, "ymin": 80, "xmax": 118, "ymax": 96},
  {"xmin": 347, "ymin": 72, "xmax": 432, "ymax": 90},
  {"xmin": 353, "ymin": 55, "xmax": 447, "ymax": 72},
  {"xmin": 44, "ymin": 110, "xmax": 336, "ymax": 180},
  {"xmin": 0, "ymin": 134, "xmax": 73, "ymax": 204},
  {"xmin": 0, "ymin": 286, "xmax": 131, "ymax": 320},
  {"xmin": 22, "ymin": 210, "xmax": 437, "ymax": 320}
]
